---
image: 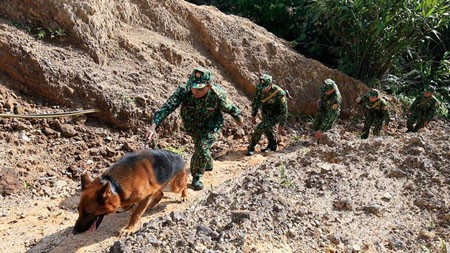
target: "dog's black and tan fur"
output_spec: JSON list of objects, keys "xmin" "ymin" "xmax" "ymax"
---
[{"xmin": 73, "ymin": 149, "xmax": 187, "ymax": 235}]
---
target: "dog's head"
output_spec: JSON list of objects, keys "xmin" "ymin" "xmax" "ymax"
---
[{"xmin": 73, "ymin": 174, "xmax": 120, "ymax": 234}]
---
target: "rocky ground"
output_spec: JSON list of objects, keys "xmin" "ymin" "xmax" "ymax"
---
[
  {"xmin": 1, "ymin": 78, "xmax": 449, "ymax": 253},
  {"xmin": 114, "ymin": 123, "xmax": 450, "ymax": 253}
]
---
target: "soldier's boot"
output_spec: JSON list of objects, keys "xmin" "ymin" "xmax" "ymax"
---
[
  {"xmin": 262, "ymin": 142, "xmax": 277, "ymax": 152},
  {"xmin": 246, "ymin": 147, "xmax": 255, "ymax": 156},
  {"xmin": 204, "ymin": 157, "xmax": 213, "ymax": 172},
  {"xmin": 192, "ymin": 174, "xmax": 204, "ymax": 191},
  {"xmin": 360, "ymin": 132, "xmax": 369, "ymax": 139},
  {"xmin": 262, "ymin": 130, "xmax": 277, "ymax": 152}
]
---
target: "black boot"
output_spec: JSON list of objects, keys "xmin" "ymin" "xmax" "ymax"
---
[
  {"xmin": 192, "ymin": 175, "xmax": 204, "ymax": 190},
  {"xmin": 262, "ymin": 143, "xmax": 277, "ymax": 152}
]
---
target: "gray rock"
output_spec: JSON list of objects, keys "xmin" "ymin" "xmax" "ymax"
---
[
  {"xmin": 333, "ymin": 199, "xmax": 353, "ymax": 211},
  {"xmin": 57, "ymin": 123, "xmax": 77, "ymax": 137},
  {"xmin": 363, "ymin": 204, "xmax": 384, "ymax": 216},
  {"xmin": 388, "ymin": 168, "xmax": 408, "ymax": 178},
  {"xmin": 0, "ymin": 167, "xmax": 22, "ymax": 196},
  {"xmin": 231, "ymin": 210, "xmax": 250, "ymax": 224}
]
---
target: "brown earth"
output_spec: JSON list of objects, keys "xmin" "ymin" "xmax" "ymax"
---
[
  {"xmin": 0, "ymin": 0, "xmax": 367, "ymax": 130},
  {"xmin": 0, "ymin": 1, "xmax": 448, "ymax": 253}
]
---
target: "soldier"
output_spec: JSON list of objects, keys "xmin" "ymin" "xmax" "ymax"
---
[
  {"xmin": 247, "ymin": 74, "xmax": 288, "ymax": 156},
  {"xmin": 360, "ymin": 89, "xmax": 390, "ymax": 139},
  {"xmin": 146, "ymin": 67, "xmax": 243, "ymax": 190},
  {"xmin": 406, "ymin": 85, "xmax": 439, "ymax": 132},
  {"xmin": 313, "ymin": 79, "xmax": 342, "ymax": 140}
]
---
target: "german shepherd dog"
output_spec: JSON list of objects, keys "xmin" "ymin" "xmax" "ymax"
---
[{"xmin": 73, "ymin": 149, "xmax": 187, "ymax": 235}]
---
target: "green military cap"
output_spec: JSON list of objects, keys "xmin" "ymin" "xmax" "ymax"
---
[
  {"xmin": 321, "ymin": 79, "xmax": 336, "ymax": 93},
  {"xmin": 368, "ymin": 89, "xmax": 380, "ymax": 97},
  {"xmin": 192, "ymin": 67, "xmax": 213, "ymax": 89},
  {"xmin": 259, "ymin": 74, "xmax": 273, "ymax": 88},
  {"xmin": 424, "ymin": 86, "xmax": 436, "ymax": 93}
]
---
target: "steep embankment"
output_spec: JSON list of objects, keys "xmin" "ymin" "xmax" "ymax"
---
[{"xmin": 0, "ymin": 0, "xmax": 367, "ymax": 130}]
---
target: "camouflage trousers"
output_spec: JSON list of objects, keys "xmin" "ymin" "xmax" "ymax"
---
[
  {"xmin": 313, "ymin": 110, "xmax": 339, "ymax": 132},
  {"xmin": 406, "ymin": 112, "xmax": 426, "ymax": 132},
  {"xmin": 189, "ymin": 128, "xmax": 219, "ymax": 177},
  {"xmin": 247, "ymin": 118, "xmax": 278, "ymax": 151},
  {"xmin": 361, "ymin": 115, "xmax": 384, "ymax": 139}
]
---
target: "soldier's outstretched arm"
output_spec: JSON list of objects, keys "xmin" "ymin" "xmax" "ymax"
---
[
  {"xmin": 251, "ymin": 86, "xmax": 262, "ymax": 118},
  {"xmin": 151, "ymin": 85, "xmax": 185, "ymax": 127},
  {"xmin": 279, "ymin": 94, "xmax": 289, "ymax": 127},
  {"xmin": 219, "ymin": 95, "xmax": 242, "ymax": 123}
]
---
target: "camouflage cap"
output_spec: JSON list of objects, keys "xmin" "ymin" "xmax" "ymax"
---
[
  {"xmin": 191, "ymin": 67, "xmax": 212, "ymax": 89},
  {"xmin": 424, "ymin": 86, "xmax": 436, "ymax": 93},
  {"xmin": 368, "ymin": 89, "xmax": 380, "ymax": 97},
  {"xmin": 259, "ymin": 74, "xmax": 272, "ymax": 88},
  {"xmin": 321, "ymin": 79, "xmax": 336, "ymax": 93}
]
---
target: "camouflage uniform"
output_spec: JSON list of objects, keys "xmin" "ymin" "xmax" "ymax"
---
[
  {"xmin": 313, "ymin": 79, "xmax": 342, "ymax": 132},
  {"xmin": 356, "ymin": 93, "xmax": 370, "ymax": 117},
  {"xmin": 247, "ymin": 74, "xmax": 288, "ymax": 153},
  {"xmin": 407, "ymin": 87, "xmax": 439, "ymax": 132},
  {"xmin": 360, "ymin": 89, "xmax": 390, "ymax": 139},
  {"xmin": 151, "ymin": 68, "xmax": 241, "ymax": 186}
]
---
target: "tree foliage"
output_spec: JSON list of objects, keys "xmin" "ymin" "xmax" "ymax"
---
[{"xmin": 189, "ymin": 0, "xmax": 450, "ymax": 117}]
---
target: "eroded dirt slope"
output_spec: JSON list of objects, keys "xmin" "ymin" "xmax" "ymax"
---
[{"xmin": 0, "ymin": 0, "xmax": 367, "ymax": 130}]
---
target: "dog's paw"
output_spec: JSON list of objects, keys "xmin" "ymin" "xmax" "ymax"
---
[
  {"xmin": 118, "ymin": 227, "xmax": 136, "ymax": 237},
  {"xmin": 181, "ymin": 196, "xmax": 188, "ymax": 203}
]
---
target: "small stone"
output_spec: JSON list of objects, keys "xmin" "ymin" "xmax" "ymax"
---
[
  {"xmin": 363, "ymin": 204, "xmax": 383, "ymax": 216},
  {"xmin": 387, "ymin": 237, "xmax": 404, "ymax": 250},
  {"xmin": 381, "ymin": 192, "xmax": 392, "ymax": 201},
  {"xmin": 329, "ymin": 232, "xmax": 342, "ymax": 245},
  {"xmin": 333, "ymin": 199, "xmax": 353, "ymax": 211},
  {"xmin": 58, "ymin": 123, "xmax": 77, "ymax": 137},
  {"xmin": 18, "ymin": 132, "xmax": 30, "ymax": 142},
  {"xmin": 231, "ymin": 210, "xmax": 250, "ymax": 224},
  {"xmin": 418, "ymin": 230, "xmax": 435, "ymax": 240},
  {"xmin": 388, "ymin": 168, "xmax": 407, "ymax": 178}
]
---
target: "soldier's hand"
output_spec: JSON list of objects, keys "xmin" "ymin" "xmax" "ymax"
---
[
  {"xmin": 278, "ymin": 125, "xmax": 285, "ymax": 135},
  {"xmin": 235, "ymin": 118, "xmax": 243, "ymax": 126},
  {"xmin": 383, "ymin": 125, "xmax": 388, "ymax": 132},
  {"xmin": 315, "ymin": 130, "xmax": 322, "ymax": 139},
  {"xmin": 251, "ymin": 116, "xmax": 257, "ymax": 125},
  {"xmin": 424, "ymin": 121, "xmax": 429, "ymax": 127},
  {"xmin": 145, "ymin": 123, "xmax": 158, "ymax": 141}
]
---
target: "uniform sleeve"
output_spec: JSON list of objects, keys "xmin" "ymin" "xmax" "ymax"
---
[
  {"xmin": 251, "ymin": 85, "xmax": 262, "ymax": 117},
  {"xmin": 409, "ymin": 96, "xmax": 420, "ymax": 112},
  {"xmin": 277, "ymin": 90, "xmax": 288, "ymax": 127},
  {"xmin": 151, "ymin": 85, "xmax": 185, "ymax": 127},
  {"xmin": 425, "ymin": 97, "xmax": 439, "ymax": 121},
  {"xmin": 219, "ymin": 93, "xmax": 242, "ymax": 121},
  {"xmin": 381, "ymin": 101, "xmax": 390, "ymax": 125}
]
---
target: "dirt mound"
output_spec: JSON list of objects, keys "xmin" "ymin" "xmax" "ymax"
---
[
  {"xmin": 0, "ymin": 0, "xmax": 366, "ymax": 130},
  {"xmin": 114, "ymin": 121, "xmax": 450, "ymax": 253}
]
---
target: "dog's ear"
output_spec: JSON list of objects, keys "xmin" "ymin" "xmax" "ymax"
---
[
  {"xmin": 98, "ymin": 182, "xmax": 112, "ymax": 204},
  {"xmin": 80, "ymin": 174, "xmax": 93, "ymax": 190}
]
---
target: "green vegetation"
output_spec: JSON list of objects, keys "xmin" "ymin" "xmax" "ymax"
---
[
  {"xmin": 165, "ymin": 146, "xmax": 186, "ymax": 155},
  {"xmin": 278, "ymin": 163, "xmax": 293, "ymax": 188},
  {"xmin": 13, "ymin": 21, "xmax": 66, "ymax": 40},
  {"xmin": 189, "ymin": 0, "xmax": 450, "ymax": 118}
]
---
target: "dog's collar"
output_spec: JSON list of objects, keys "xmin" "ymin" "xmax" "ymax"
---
[{"xmin": 101, "ymin": 175, "xmax": 123, "ymax": 196}]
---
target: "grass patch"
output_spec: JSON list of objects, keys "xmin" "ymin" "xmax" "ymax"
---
[{"xmin": 278, "ymin": 163, "xmax": 293, "ymax": 188}]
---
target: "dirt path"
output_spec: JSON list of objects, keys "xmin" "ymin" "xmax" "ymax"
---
[{"xmin": 0, "ymin": 145, "xmax": 274, "ymax": 253}]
